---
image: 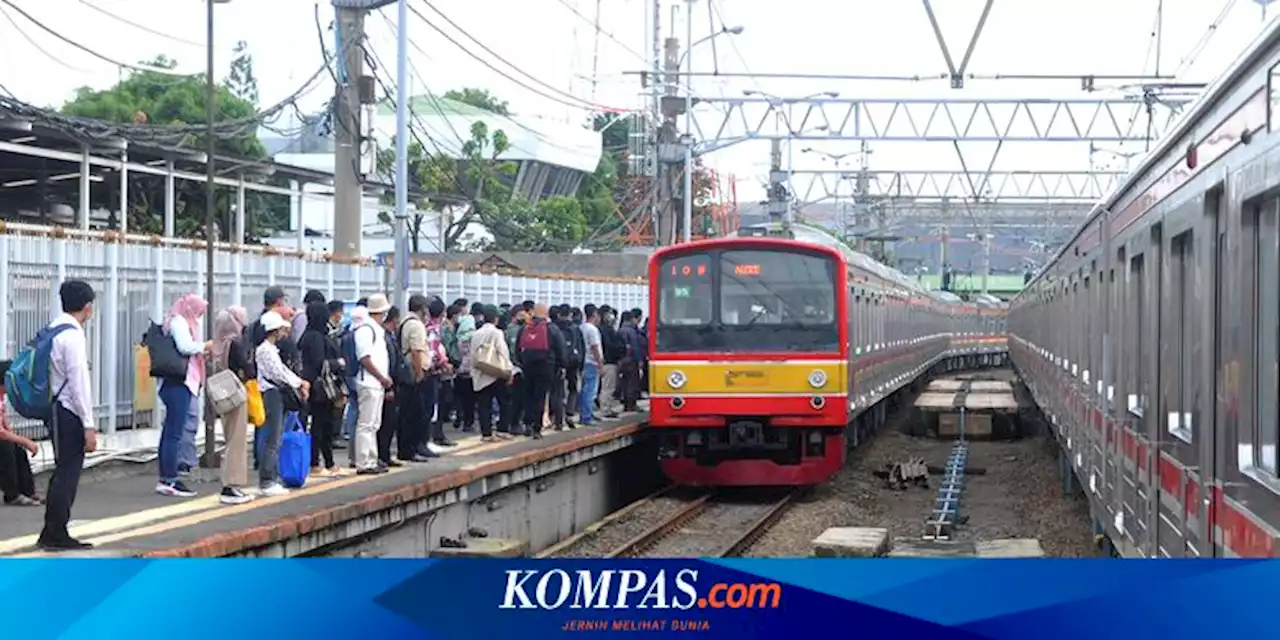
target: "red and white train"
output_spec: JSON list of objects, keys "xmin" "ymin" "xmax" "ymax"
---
[
  {"xmin": 647, "ymin": 223, "xmax": 1006, "ymax": 487},
  {"xmin": 1009, "ymin": 21, "xmax": 1280, "ymax": 556}
]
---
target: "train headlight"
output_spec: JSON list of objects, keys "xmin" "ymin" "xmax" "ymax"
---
[
  {"xmin": 667, "ymin": 370, "xmax": 687, "ymax": 389},
  {"xmin": 808, "ymin": 370, "xmax": 828, "ymax": 389}
]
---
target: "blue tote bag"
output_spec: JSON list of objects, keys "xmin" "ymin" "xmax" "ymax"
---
[{"xmin": 279, "ymin": 410, "xmax": 312, "ymax": 488}]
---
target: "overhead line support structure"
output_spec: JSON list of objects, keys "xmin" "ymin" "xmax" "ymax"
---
[{"xmin": 686, "ymin": 96, "xmax": 1191, "ymax": 155}]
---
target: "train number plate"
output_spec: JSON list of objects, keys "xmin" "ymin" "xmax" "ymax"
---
[{"xmin": 725, "ymin": 370, "xmax": 768, "ymax": 387}]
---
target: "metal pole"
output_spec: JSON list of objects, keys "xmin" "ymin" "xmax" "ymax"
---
[
  {"xmin": 202, "ymin": 0, "xmax": 219, "ymax": 468},
  {"xmin": 681, "ymin": 0, "xmax": 694, "ymax": 243},
  {"xmin": 393, "ymin": 0, "xmax": 409, "ymax": 309},
  {"xmin": 778, "ymin": 120, "xmax": 788, "ymax": 230}
]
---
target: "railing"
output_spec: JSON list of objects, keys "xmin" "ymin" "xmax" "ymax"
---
[{"xmin": 0, "ymin": 223, "xmax": 648, "ymax": 439}]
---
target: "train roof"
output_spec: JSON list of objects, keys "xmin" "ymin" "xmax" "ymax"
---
[
  {"xmin": 1017, "ymin": 16, "xmax": 1280, "ymax": 300},
  {"xmin": 740, "ymin": 222, "xmax": 964, "ymax": 303}
]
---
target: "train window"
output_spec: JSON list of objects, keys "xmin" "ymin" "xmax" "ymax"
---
[
  {"xmin": 720, "ymin": 250, "xmax": 835, "ymax": 326},
  {"xmin": 1270, "ymin": 62, "xmax": 1280, "ymax": 132},
  {"xmin": 1168, "ymin": 231, "xmax": 1196, "ymax": 444},
  {"xmin": 1128, "ymin": 254, "xmax": 1147, "ymax": 416},
  {"xmin": 1255, "ymin": 201, "xmax": 1279, "ymax": 474},
  {"xmin": 657, "ymin": 253, "xmax": 713, "ymax": 325}
]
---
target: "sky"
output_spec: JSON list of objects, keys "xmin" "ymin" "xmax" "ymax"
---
[{"xmin": 0, "ymin": 0, "xmax": 1275, "ymax": 203}]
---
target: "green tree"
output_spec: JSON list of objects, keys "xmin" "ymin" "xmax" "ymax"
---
[
  {"xmin": 442, "ymin": 88, "xmax": 509, "ymax": 115},
  {"xmin": 377, "ymin": 120, "xmax": 517, "ymax": 251},
  {"xmin": 225, "ymin": 41, "xmax": 259, "ymax": 106},
  {"xmin": 375, "ymin": 136, "xmax": 459, "ymax": 252},
  {"xmin": 61, "ymin": 54, "xmax": 278, "ymax": 238}
]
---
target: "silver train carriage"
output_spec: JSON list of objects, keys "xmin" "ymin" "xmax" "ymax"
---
[{"xmin": 1008, "ymin": 18, "xmax": 1280, "ymax": 557}]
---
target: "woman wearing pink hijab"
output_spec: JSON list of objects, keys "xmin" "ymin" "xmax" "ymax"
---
[{"xmin": 156, "ymin": 293, "xmax": 211, "ymax": 498}]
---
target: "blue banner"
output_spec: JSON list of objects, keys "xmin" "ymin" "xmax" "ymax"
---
[{"xmin": 3, "ymin": 559, "xmax": 1275, "ymax": 638}]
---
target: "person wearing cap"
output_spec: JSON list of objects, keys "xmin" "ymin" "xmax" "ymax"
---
[
  {"xmin": 353, "ymin": 294, "xmax": 393, "ymax": 474},
  {"xmin": 254, "ymin": 310, "xmax": 309, "ymax": 496}
]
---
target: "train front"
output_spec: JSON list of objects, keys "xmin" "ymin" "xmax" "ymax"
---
[{"xmin": 647, "ymin": 239, "xmax": 848, "ymax": 487}]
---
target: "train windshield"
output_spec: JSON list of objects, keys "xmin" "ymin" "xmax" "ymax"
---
[
  {"xmin": 655, "ymin": 247, "xmax": 839, "ymax": 353},
  {"xmin": 720, "ymin": 250, "xmax": 835, "ymax": 326}
]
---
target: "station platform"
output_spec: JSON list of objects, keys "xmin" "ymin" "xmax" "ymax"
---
[{"xmin": 0, "ymin": 414, "xmax": 647, "ymax": 558}]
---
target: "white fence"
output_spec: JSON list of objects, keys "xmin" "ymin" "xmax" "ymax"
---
[{"xmin": 0, "ymin": 229, "xmax": 648, "ymax": 439}]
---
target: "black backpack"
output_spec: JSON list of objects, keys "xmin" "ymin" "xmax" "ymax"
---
[
  {"xmin": 565, "ymin": 324, "xmax": 585, "ymax": 368},
  {"xmin": 144, "ymin": 323, "xmax": 188, "ymax": 380}
]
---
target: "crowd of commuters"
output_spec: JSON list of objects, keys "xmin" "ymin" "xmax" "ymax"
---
[{"xmin": 0, "ymin": 280, "xmax": 649, "ymax": 552}]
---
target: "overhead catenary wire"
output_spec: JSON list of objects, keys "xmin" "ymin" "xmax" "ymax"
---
[{"xmin": 1173, "ymin": 0, "xmax": 1240, "ymax": 77}]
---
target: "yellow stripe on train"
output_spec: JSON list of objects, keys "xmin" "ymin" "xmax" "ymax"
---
[{"xmin": 650, "ymin": 361, "xmax": 848, "ymax": 395}]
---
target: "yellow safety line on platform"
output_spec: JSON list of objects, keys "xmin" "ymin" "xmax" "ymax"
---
[
  {"xmin": 11, "ymin": 467, "xmax": 414, "ymax": 556},
  {"xmin": 0, "ymin": 467, "xmax": 409, "ymax": 556}
]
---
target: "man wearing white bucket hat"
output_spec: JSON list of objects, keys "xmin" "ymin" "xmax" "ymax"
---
[{"xmin": 353, "ymin": 294, "xmax": 393, "ymax": 473}]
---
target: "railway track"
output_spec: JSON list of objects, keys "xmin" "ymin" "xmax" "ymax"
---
[{"xmin": 604, "ymin": 490, "xmax": 799, "ymax": 558}]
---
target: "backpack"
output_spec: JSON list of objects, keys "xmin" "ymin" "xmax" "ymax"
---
[
  {"xmin": 564, "ymin": 323, "xmax": 584, "ymax": 368},
  {"xmin": 518, "ymin": 319, "xmax": 550, "ymax": 353},
  {"xmin": 144, "ymin": 322, "xmax": 188, "ymax": 380},
  {"xmin": 341, "ymin": 324, "xmax": 372, "ymax": 379},
  {"xmin": 389, "ymin": 327, "xmax": 414, "ymax": 386},
  {"xmin": 442, "ymin": 322, "xmax": 460, "ymax": 365},
  {"xmin": 6, "ymin": 324, "xmax": 74, "ymax": 420}
]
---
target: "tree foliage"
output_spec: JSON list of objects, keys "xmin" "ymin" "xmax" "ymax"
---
[
  {"xmin": 442, "ymin": 88, "xmax": 509, "ymax": 115},
  {"xmin": 378, "ymin": 88, "xmax": 597, "ymax": 252},
  {"xmin": 59, "ymin": 51, "xmax": 284, "ymax": 238}
]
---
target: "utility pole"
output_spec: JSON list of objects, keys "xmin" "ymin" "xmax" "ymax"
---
[
  {"xmin": 681, "ymin": 0, "xmax": 695, "ymax": 243},
  {"xmin": 590, "ymin": 0, "xmax": 602, "ymax": 102},
  {"xmin": 655, "ymin": 35, "xmax": 682, "ymax": 245},
  {"xmin": 767, "ymin": 139, "xmax": 787, "ymax": 229},
  {"xmin": 333, "ymin": 7, "xmax": 366, "ymax": 259},
  {"xmin": 392, "ymin": 0, "xmax": 409, "ymax": 311},
  {"xmin": 201, "ymin": 0, "xmax": 222, "ymax": 470}
]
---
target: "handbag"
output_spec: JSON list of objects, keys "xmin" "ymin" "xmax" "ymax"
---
[
  {"xmin": 245, "ymin": 379, "xmax": 266, "ymax": 427},
  {"xmin": 144, "ymin": 323, "xmax": 188, "ymax": 379},
  {"xmin": 319, "ymin": 360, "xmax": 347, "ymax": 408},
  {"xmin": 474, "ymin": 339, "xmax": 512, "ymax": 379},
  {"xmin": 206, "ymin": 369, "xmax": 247, "ymax": 417}
]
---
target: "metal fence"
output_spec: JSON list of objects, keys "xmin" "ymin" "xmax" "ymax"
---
[{"xmin": 0, "ymin": 229, "xmax": 648, "ymax": 439}]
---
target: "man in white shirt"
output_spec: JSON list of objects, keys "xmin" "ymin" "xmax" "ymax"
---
[
  {"xmin": 578, "ymin": 304, "xmax": 604, "ymax": 426},
  {"xmin": 39, "ymin": 280, "xmax": 98, "ymax": 552},
  {"xmin": 354, "ymin": 294, "xmax": 393, "ymax": 473}
]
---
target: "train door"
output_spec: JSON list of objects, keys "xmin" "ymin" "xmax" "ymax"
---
[
  {"xmin": 1201, "ymin": 185, "xmax": 1224, "ymax": 557},
  {"xmin": 1157, "ymin": 204, "xmax": 1202, "ymax": 558}
]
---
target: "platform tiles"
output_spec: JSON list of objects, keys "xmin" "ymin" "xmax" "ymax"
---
[{"xmin": 0, "ymin": 415, "xmax": 647, "ymax": 558}]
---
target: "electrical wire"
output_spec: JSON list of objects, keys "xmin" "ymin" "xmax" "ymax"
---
[
  {"xmin": 550, "ymin": 0, "xmax": 647, "ymax": 63},
  {"xmin": 409, "ymin": 0, "xmax": 625, "ymax": 113},
  {"xmin": 74, "ymin": 0, "xmax": 206, "ymax": 49},
  {"xmin": 366, "ymin": 56, "xmax": 635, "ymax": 252},
  {"xmin": 0, "ymin": 48, "xmax": 339, "ymax": 148},
  {"xmin": 1173, "ymin": 0, "xmax": 1240, "ymax": 77},
  {"xmin": 0, "ymin": 4, "xmax": 91, "ymax": 73},
  {"xmin": 418, "ymin": 0, "xmax": 623, "ymax": 112},
  {"xmin": 0, "ymin": 0, "xmax": 198, "ymax": 77}
]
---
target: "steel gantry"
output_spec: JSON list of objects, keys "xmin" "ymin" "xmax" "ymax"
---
[
  {"xmin": 790, "ymin": 169, "xmax": 1126, "ymax": 205},
  {"xmin": 688, "ymin": 96, "xmax": 1190, "ymax": 155}
]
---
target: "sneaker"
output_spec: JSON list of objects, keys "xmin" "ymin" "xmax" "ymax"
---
[
  {"xmin": 220, "ymin": 487, "xmax": 254, "ymax": 505},
  {"xmin": 259, "ymin": 483, "xmax": 289, "ymax": 497},
  {"xmin": 433, "ymin": 438, "xmax": 458, "ymax": 448},
  {"xmin": 156, "ymin": 481, "xmax": 196, "ymax": 498}
]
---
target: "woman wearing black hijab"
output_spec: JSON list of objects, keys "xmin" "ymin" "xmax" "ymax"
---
[{"xmin": 298, "ymin": 301, "xmax": 345, "ymax": 475}]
